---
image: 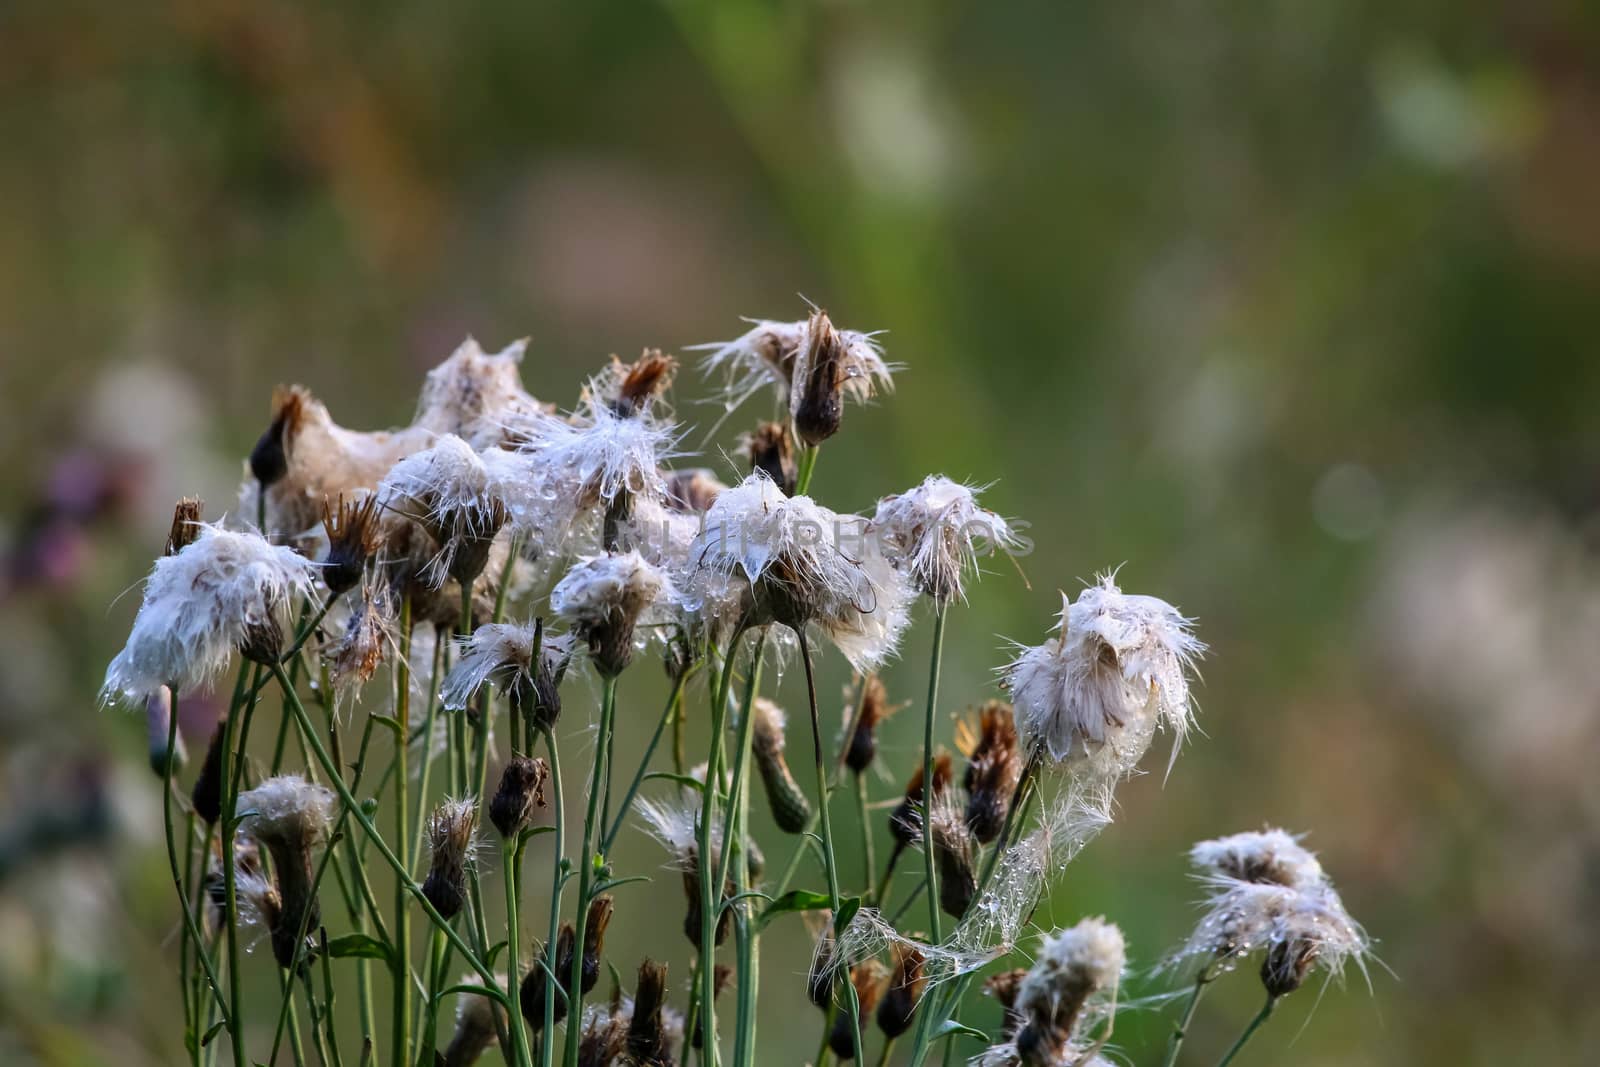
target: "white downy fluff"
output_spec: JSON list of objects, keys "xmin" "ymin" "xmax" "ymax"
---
[
  {"xmin": 871, "ymin": 475, "xmax": 1024, "ymax": 603},
  {"xmin": 102, "ymin": 524, "xmax": 319, "ymax": 703},
  {"xmin": 414, "ymin": 337, "xmax": 546, "ymax": 450},
  {"xmin": 691, "ymin": 314, "xmax": 897, "ymax": 414},
  {"xmin": 438, "ymin": 620, "xmax": 575, "ymax": 711},
  {"xmin": 236, "ymin": 775, "xmax": 336, "ymax": 851},
  {"xmin": 1189, "ymin": 828, "xmax": 1325, "ymax": 889},
  {"xmin": 1004, "ymin": 575, "xmax": 1204, "ymax": 783},
  {"xmin": 378, "ymin": 434, "xmax": 505, "ymax": 586}
]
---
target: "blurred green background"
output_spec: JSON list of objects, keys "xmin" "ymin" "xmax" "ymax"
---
[{"xmin": 3, "ymin": 2, "xmax": 1599, "ymax": 1065}]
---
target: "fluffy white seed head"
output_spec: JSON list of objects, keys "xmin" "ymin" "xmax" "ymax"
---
[
  {"xmin": 1018, "ymin": 918, "xmax": 1126, "ymax": 1015},
  {"xmin": 379, "ymin": 434, "xmax": 507, "ymax": 586},
  {"xmin": 635, "ymin": 795, "xmax": 723, "ymax": 871},
  {"xmin": 236, "ymin": 776, "xmax": 335, "ymax": 853},
  {"xmin": 439, "ymin": 620, "xmax": 574, "ymax": 711},
  {"xmin": 1004, "ymin": 575, "xmax": 1204, "ymax": 782},
  {"xmin": 327, "ymin": 586, "xmax": 398, "ymax": 703},
  {"xmin": 872, "ymin": 476, "xmax": 1024, "ymax": 603},
  {"xmin": 505, "ymin": 404, "xmax": 677, "ymax": 540},
  {"xmin": 102, "ymin": 524, "xmax": 319, "ymax": 703},
  {"xmin": 415, "ymin": 337, "xmax": 546, "ymax": 450},
  {"xmin": 1190, "ymin": 828, "xmax": 1326, "ymax": 889},
  {"xmin": 684, "ymin": 472, "xmax": 912, "ymax": 671},
  {"xmin": 691, "ymin": 315, "xmax": 897, "ymax": 413}
]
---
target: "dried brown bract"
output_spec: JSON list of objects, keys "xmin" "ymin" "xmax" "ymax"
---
[{"xmin": 741, "ymin": 421, "xmax": 796, "ymax": 495}]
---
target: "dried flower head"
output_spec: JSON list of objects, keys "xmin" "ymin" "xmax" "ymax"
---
[
  {"xmin": 693, "ymin": 313, "xmax": 895, "ymax": 419},
  {"xmin": 593, "ymin": 348, "xmax": 679, "ymax": 419},
  {"xmin": 166, "ymin": 497, "xmax": 205, "ymax": 556},
  {"xmin": 872, "ymin": 476, "xmax": 1023, "ymax": 603},
  {"xmin": 236, "ymin": 776, "xmax": 336, "ymax": 969},
  {"xmin": 321, "ymin": 493, "xmax": 381, "ymax": 595},
  {"xmin": 685, "ymin": 472, "xmax": 913, "ymax": 672},
  {"xmin": 888, "ymin": 752, "xmax": 953, "ymax": 850},
  {"xmin": 741, "ymin": 421, "xmax": 797, "ymax": 495},
  {"xmin": 248, "ymin": 385, "xmax": 434, "ymax": 540},
  {"xmin": 1014, "ymin": 917, "xmax": 1125, "ymax": 1067},
  {"xmin": 490, "ymin": 755, "xmax": 549, "ymax": 838},
  {"xmin": 636, "ymin": 796, "xmax": 733, "ymax": 948},
  {"xmin": 327, "ymin": 586, "xmax": 397, "ymax": 702},
  {"xmin": 748, "ymin": 697, "xmax": 812, "ymax": 833},
  {"xmin": 808, "ymin": 927, "xmax": 838, "ymax": 1009},
  {"xmin": 441, "ymin": 619, "xmax": 574, "ymax": 732},
  {"xmin": 1004, "ymin": 575, "xmax": 1204, "ymax": 784},
  {"xmin": 379, "ymin": 434, "xmax": 508, "ymax": 586},
  {"xmin": 443, "ymin": 976, "xmax": 511, "ymax": 1067},
  {"xmin": 843, "ymin": 674, "xmax": 899, "ymax": 774},
  {"xmin": 930, "ymin": 795, "xmax": 980, "ymax": 919},
  {"xmin": 581, "ymin": 894, "xmax": 615, "ymax": 996},
  {"xmin": 626, "ymin": 958, "xmax": 675, "ymax": 1067},
  {"xmin": 521, "ymin": 924, "xmax": 576, "ymax": 1031},
  {"xmin": 876, "ymin": 944, "xmax": 926, "ymax": 1039},
  {"xmin": 663, "ymin": 468, "xmax": 726, "ymax": 514},
  {"xmin": 191, "ymin": 717, "xmax": 227, "ymax": 825},
  {"xmin": 551, "ymin": 551, "xmax": 671, "ymax": 677},
  {"xmin": 103, "ymin": 524, "xmax": 319, "ymax": 702},
  {"xmin": 1189, "ymin": 828, "xmax": 1325, "ymax": 890},
  {"xmin": 421, "ymin": 797, "xmax": 479, "ymax": 920},
  {"xmin": 414, "ymin": 337, "xmax": 546, "ymax": 450},
  {"xmin": 959, "ymin": 700, "xmax": 1024, "ymax": 843},
  {"xmin": 828, "ymin": 960, "xmax": 888, "ymax": 1060},
  {"xmin": 984, "ymin": 968, "xmax": 1029, "ymax": 1040}
]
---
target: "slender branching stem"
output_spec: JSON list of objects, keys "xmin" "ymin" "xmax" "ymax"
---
[
  {"xmin": 921, "ymin": 602, "xmax": 947, "ymax": 943},
  {"xmin": 718, "ymin": 634, "xmax": 765, "ymax": 1067},
  {"xmin": 502, "ymin": 833, "xmax": 533, "ymax": 1067},
  {"xmin": 563, "ymin": 672, "xmax": 619, "ymax": 1067},
  {"xmin": 1161, "ymin": 969, "xmax": 1216, "ymax": 1067},
  {"xmin": 696, "ymin": 621, "xmax": 748, "ymax": 1067},
  {"xmin": 392, "ymin": 595, "xmax": 413, "ymax": 1067},
  {"xmin": 854, "ymin": 772, "xmax": 876, "ymax": 907},
  {"xmin": 1213, "ymin": 994, "xmax": 1279, "ymax": 1067},
  {"xmin": 796, "ymin": 626, "xmax": 863, "ymax": 1064},
  {"xmin": 538, "ymin": 723, "xmax": 567, "ymax": 1067}
]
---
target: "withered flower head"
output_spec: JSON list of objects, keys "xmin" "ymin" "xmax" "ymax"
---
[
  {"xmin": 1014, "ymin": 918, "xmax": 1125, "ymax": 1067},
  {"xmin": 520, "ymin": 924, "xmax": 576, "ymax": 1030},
  {"xmin": 602, "ymin": 349, "xmax": 679, "ymax": 419},
  {"xmin": 328, "ymin": 586, "xmax": 397, "ymax": 702},
  {"xmin": 741, "ymin": 421, "xmax": 796, "ymax": 495},
  {"xmin": 575, "ymin": 993, "xmax": 632, "ymax": 1067},
  {"xmin": 443, "ymin": 975, "xmax": 511, "ymax": 1067},
  {"xmin": 551, "ymin": 552, "xmax": 671, "ymax": 677},
  {"xmin": 250, "ymin": 385, "xmax": 304, "ymax": 487},
  {"xmin": 929, "ymin": 796, "xmax": 980, "ymax": 920},
  {"xmin": 983, "ymin": 968, "xmax": 1029, "ymax": 1040},
  {"xmin": 748, "ymin": 697, "xmax": 811, "ymax": 834},
  {"xmin": 414, "ymin": 337, "xmax": 546, "ymax": 450},
  {"xmin": 321, "ymin": 494, "xmax": 381, "ymax": 595},
  {"xmin": 827, "ymin": 960, "xmax": 888, "ymax": 1060},
  {"xmin": 636, "ymin": 797, "xmax": 733, "ymax": 949},
  {"xmin": 876, "ymin": 944, "xmax": 926, "ymax": 1039},
  {"xmin": 888, "ymin": 752, "xmax": 953, "ymax": 849},
  {"xmin": 166, "ymin": 497, "xmax": 205, "ymax": 556},
  {"xmin": 190, "ymin": 715, "xmax": 227, "ymax": 824},
  {"xmin": 844, "ymin": 674, "xmax": 900, "ymax": 774},
  {"xmin": 421, "ymin": 797, "xmax": 479, "ymax": 920},
  {"xmin": 959, "ymin": 700, "xmax": 1023, "ymax": 843},
  {"xmin": 626, "ymin": 958, "xmax": 675, "ymax": 1066},
  {"xmin": 807, "ymin": 928, "xmax": 837, "ymax": 1010},
  {"xmin": 236, "ymin": 776, "xmax": 336, "ymax": 969},
  {"xmin": 692, "ymin": 313, "xmax": 894, "ymax": 420},
  {"xmin": 791, "ymin": 309, "xmax": 849, "ymax": 446},
  {"xmin": 441, "ymin": 619, "xmax": 573, "ymax": 733},
  {"xmin": 379, "ymin": 434, "xmax": 509, "ymax": 586},
  {"xmin": 581, "ymin": 895, "xmax": 615, "ymax": 996},
  {"xmin": 489, "ymin": 755, "xmax": 549, "ymax": 838},
  {"xmin": 871, "ymin": 475, "xmax": 1024, "ymax": 604}
]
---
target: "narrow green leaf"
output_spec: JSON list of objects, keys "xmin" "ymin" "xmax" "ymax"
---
[
  {"xmin": 201, "ymin": 1020, "xmax": 227, "ymax": 1047},
  {"xmin": 933, "ymin": 1019, "xmax": 989, "ymax": 1043},
  {"xmin": 325, "ymin": 933, "xmax": 392, "ymax": 963},
  {"xmin": 756, "ymin": 889, "xmax": 833, "ymax": 929}
]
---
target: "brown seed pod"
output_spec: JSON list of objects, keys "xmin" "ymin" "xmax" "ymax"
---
[
  {"xmin": 876, "ymin": 944, "xmax": 926, "ymax": 1039},
  {"xmin": 489, "ymin": 756, "xmax": 549, "ymax": 838},
  {"xmin": 742, "ymin": 421, "xmax": 797, "ymax": 496},
  {"xmin": 959, "ymin": 700, "xmax": 1023, "ymax": 844}
]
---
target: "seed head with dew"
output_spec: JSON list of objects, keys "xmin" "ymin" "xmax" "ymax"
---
[
  {"xmin": 102, "ymin": 524, "xmax": 319, "ymax": 703},
  {"xmin": 1003, "ymin": 574, "xmax": 1204, "ymax": 787},
  {"xmin": 684, "ymin": 471, "xmax": 913, "ymax": 671},
  {"xmin": 1011, "ymin": 917, "xmax": 1125, "ymax": 1067},
  {"xmin": 378, "ymin": 433, "xmax": 509, "ymax": 586},
  {"xmin": 871, "ymin": 475, "xmax": 1024, "ymax": 604},
  {"xmin": 327, "ymin": 582, "xmax": 398, "ymax": 703},
  {"xmin": 636, "ymin": 794, "xmax": 734, "ymax": 949},
  {"xmin": 236, "ymin": 775, "xmax": 336, "ymax": 969},
  {"xmin": 1189, "ymin": 827, "xmax": 1326, "ymax": 890},
  {"xmin": 550, "ymin": 550, "xmax": 672, "ymax": 677},
  {"xmin": 441, "ymin": 618, "xmax": 574, "ymax": 729}
]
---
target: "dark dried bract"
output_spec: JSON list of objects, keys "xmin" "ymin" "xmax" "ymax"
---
[
  {"xmin": 743, "ymin": 421, "xmax": 796, "ymax": 496},
  {"xmin": 962, "ymin": 700, "xmax": 1023, "ymax": 843},
  {"xmin": 489, "ymin": 756, "xmax": 548, "ymax": 838},
  {"xmin": 250, "ymin": 385, "xmax": 307, "ymax": 486},
  {"xmin": 322, "ymin": 494, "xmax": 381, "ymax": 595},
  {"xmin": 792, "ymin": 309, "xmax": 847, "ymax": 447},
  {"xmin": 844, "ymin": 675, "xmax": 896, "ymax": 774},
  {"xmin": 191, "ymin": 717, "xmax": 228, "ymax": 825},
  {"xmin": 165, "ymin": 497, "xmax": 204, "ymax": 556},
  {"xmin": 876, "ymin": 946, "xmax": 925, "ymax": 1039},
  {"xmin": 520, "ymin": 924, "xmax": 575, "ymax": 1030},
  {"xmin": 888, "ymin": 753, "xmax": 952, "ymax": 848},
  {"xmin": 627, "ymin": 959, "xmax": 675, "ymax": 1066},
  {"xmin": 828, "ymin": 961, "xmax": 886, "ymax": 1060}
]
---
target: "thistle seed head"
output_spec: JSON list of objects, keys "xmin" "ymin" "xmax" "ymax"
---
[
  {"xmin": 875, "ymin": 944, "xmax": 926, "ymax": 1039},
  {"xmin": 421, "ymin": 797, "xmax": 479, "ymax": 920},
  {"xmin": 551, "ymin": 552, "xmax": 671, "ymax": 677},
  {"xmin": 959, "ymin": 700, "xmax": 1023, "ymax": 843},
  {"xmin": 827, "ymin": 960, "xmax": 888, "ymax": 1060},
  {"xmin": 321, "ymin": 493, "xmax": 381, "ymax": 595},
  {"xmin": 888, "ymin": 752, "xmax": 953, "ymax": 848},
  {"xmin": 1014, "ymin": 917, "xmax": 1125, "ymax": 1066},
  {"xmin": 741, "ymin": 421, "xmax": 797, "ymax": 495},
  {"xmin": 489, "ymin": 755, "xmax": 549, "ymax": 838},
  {"xmin": 871, "ymin": 475, "xmax": 1023, "ymax": 603},
  {"xmin": 443, "ymin": 975, "xmax": 511, "ymax": 1067}
]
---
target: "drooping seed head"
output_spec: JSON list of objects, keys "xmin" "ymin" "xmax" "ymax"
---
[
  {"xmin": 1014, "ymin": 917, "xmax": 1125, "ymax": 1066},
  {"xmin": 441, "ymin": 619, "xmax": 574, "ymax": 731},
  {"xmin": 321, "ymin": 493, "xmax": 382, "ymax": 595},
  {"xmin": 421, "ymin": 797, "xmax": 479, "ymax": 920}
]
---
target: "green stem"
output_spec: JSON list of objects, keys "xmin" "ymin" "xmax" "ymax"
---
[
  {"xmin": 537, "ymin": 723, "xmax": 567, "ymax": 1067},
  {"xmin": 1214, "ymin": 995, "xmax": 1278, "ymax": 1067},
  {"xmin": 697, "ymin": 624, "xmax": 748, "ymax": 1067},
  {"xmin": 1161, "ymin": 970, "xmax": 1214, "ymax": 1067},
  {"xmin": 219, "ymin": 682, "xmax": 251, "ymax": 1067},
  {"xmin": 854, "ymin": 772, "xmax": 877, "ymax": 907},
  {"xmin": 920, "ymin": 604, "xmax": 947, "ymax": 943},
  {"xmin": 875, "ymin": 1037, "xmax": 896, "ymax": 1067},
  {"xmin": 503, "ymin": 834, "xmax": 533, "ymax": 1067},
  {"xmin": 392, "ymin": 596, "xmax": 413, "ymax": 1067},
  {"xmin": 563, "ymin": 673, "xmax": 619, "ymax": 1067},
  {"xmin": 720, "ymin": 636, "xmax": 766, "ymax": 1067},
  {"xmin": 796, "ymin": 627, "xmax": 862, "ymax": 1064},
  {"xmin": 410, "ymin": 633, "xmax": 446, "ymax": 870},
  {"xmin": 602, "ymin": 672, "xmax": 690, "ymax": 854},
  {"xmin": 795, "ymin": 445, "xmax": 822, "ymax": 495}
]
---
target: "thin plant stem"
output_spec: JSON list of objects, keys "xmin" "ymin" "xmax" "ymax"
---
[
  {"xmin": 796, "ymin": 627, "xmax": 863, "ymax": 1064},
  {"xmin": 854, "ymin": 772, "xmax": 876, "ymax": 906},
  {"xmin": 696, "ymin": 622, "xmax": 748, "ymax": 1067},
  {"xmin": 318, "ymin": 933, "xmax": 346, "ymax": 1067},
  {"xmin": 537, "ymin": 723, "xmax": 567, "ymax": 1067},
  {"xmin": 875, "ymin": 1037, "xmax": 897, "ymax": 1067},
  {"xmin": 812, "ymin": 999, "xmax": 838, "ymax": 1067},
  {"xmin": 920, "ymin": 603, "xmax": 947, "ymax": 943},
  {"xmin": 795, "ymin": 445, "xmax": 821, "ymax": 495},
  {"xmin": 1161, "ymin": 970, "xmax": 1215, "ymax": 1067},
  {"xmin": 718, "ymin": 634, "xmax": 766, "ymax": 1067},
  {"xmin": 1214, "ymin": 994, "xmax": 1278, "ymax": 1067},
  {"xmin": 563, "ymin": 672, "xmax": 619, "ymax": 1067},
  {"xmin": 602, "ymin": 671, "xmax": 690, "ymax": 854},
  {"xmin": 410, "ymin": 633, "xmax": 446, "ymax": 870},
  {"xmin": 218, "ymin": 679, "xmax": 252, "ymax": 1067},
  {"xmin": 392, "ymin": 595, "xmax": 413, "ymax": 1067},
  {"xmin": 502, "ymin": 834, "xmax": 533, "ymax": 1067}
]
